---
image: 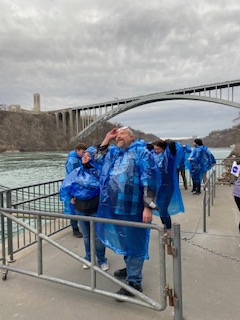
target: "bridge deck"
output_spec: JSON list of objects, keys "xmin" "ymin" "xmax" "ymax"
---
[{"xmin": 1, "ymin": 184, "xmax": 240, "ymax": 320}]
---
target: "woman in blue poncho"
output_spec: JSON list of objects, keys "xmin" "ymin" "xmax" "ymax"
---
[
  {"xmin": 60, "ymin": 147, "xmax": 109, "ymax": 271},
  {"xmin": 152, "ymin": 139, "xmax": 184, "ymax": 235}
]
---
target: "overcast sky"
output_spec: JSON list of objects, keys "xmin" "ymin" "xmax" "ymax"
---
[{"xmin": 1, "ymin": 0, "xmax": 240, "ymax": 138}]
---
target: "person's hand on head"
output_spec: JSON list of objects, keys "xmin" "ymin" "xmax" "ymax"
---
[
  {"xmin": 106, "ymin": 128, "xmax": 118, "ymax": 141},
  {"xmin": 101, "ymin": 128, "xmax": 118, "ymax": 146}
]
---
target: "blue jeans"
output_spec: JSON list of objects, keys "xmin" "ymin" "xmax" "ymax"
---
[
  {"xmin": 64, "ymin": 198, "xmax": 79, "ymax": 231},
  {"xmin": 124, "ymin": 255, "xmax": 144, "ymax": 287},
  {"xmin": 70, "ymin": 218, "xmax": 79, "ymax": 231},
  {"xmin": 75, "ymin": 210, "xmax": 107, "ymax": 265}
]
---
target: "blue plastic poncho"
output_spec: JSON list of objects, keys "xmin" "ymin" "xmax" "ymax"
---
[
  {"xmin": 202, "ymin": 146, "xmax": 216, "ymax": 172},
  {"xmin": 65, "ymin": 150, "xmax": 83, "ymax": 175},
  {"xmin": 189, "ymin": 146, "xmax": 205, "ymax": 181},
  {"xmin": 179, "ymin": 144, "xmax": 192, "ymax": 170},
  {"xmin": 96, "ymin": 140, "xmax": 159, "ymax": 259},
  {"xmin": 62, "ymin": 146, "xmax": 99, "ymax": 214},
  {"xmin": 153, "ymin": 145, "xmax": 184, "ymax": 217},
  {"xmin": 60, "ymin": 165, "xmax": 100, "ymax": 212},
  {"xmin": 85, "ymin": 146, "xmax": 97, "ymax": 160}
]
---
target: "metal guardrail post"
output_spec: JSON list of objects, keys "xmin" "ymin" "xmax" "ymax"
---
[
  {"xmin": 6, "ymin": 190, "xmax": 14, "ymax": 262},
  {"xmin": 213, "ymin": 170, "xmax": 216, "ymax": 200},
  {"xmin": 207, "ymin": 186, "xmax": 211, "ymax": 217},
  {"xmin": 0, "ymin": 192, "xmax": 7, "ymax": 265},
  {"xmin": 203, "ymin": 191, "xmax": 207, "ymax": 232},
  {"xmin": 90, "ymin": 220, "xmax": 97, "ymax": 289},
  {"xmin": 172, "ymin": 223, "xmax": 183, "ymax": 320},
  {"xmin": 1, "ymin": 212, "xmax": 6, "ymax": 264},
  {"xmin": 159, "ymin": 227, "xmax": 167, "ymax": 309},
  {"xmin": 202, "ymin": 169, "xmax": 217, "ymax": 232},
  {"xmin": 37, "ymin": 215, "xmax": 43, "ymax": 275}
]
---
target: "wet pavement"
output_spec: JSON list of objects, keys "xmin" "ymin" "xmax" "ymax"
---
[{"xmin": 1, "ymin": 184, "xmax": 240, "ymax": 320}]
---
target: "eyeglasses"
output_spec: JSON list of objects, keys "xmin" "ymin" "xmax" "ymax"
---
[{"xmin": 117, "ymin": 126, "xmax": 129, "ymax": 132}]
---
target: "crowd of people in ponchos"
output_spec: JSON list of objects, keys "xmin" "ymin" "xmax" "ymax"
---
[{"xmin": 59, "ymin": 128, "xmax": 216, "ymax": 299}]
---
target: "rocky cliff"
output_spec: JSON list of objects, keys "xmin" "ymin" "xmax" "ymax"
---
[
  {"xmin": 179, "ymin": 124, "xmax": 240, "ymax": 148},
  {"xmin": 0, "ymin": 109, "xmax": 239, "ymax": 152},
  {"xmin": 0, "ymin": 110, "xmax": 69, "ymax": 152},
  {"xmin": 0, "ymin": 110, "xmax": 158, "ymax": 152}
]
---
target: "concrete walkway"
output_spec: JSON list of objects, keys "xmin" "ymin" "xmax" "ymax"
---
[{"xmin": 1, "ymin": 185, "xmax": 240, "ymax": 320}]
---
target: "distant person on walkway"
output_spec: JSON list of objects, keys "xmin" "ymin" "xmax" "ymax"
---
[
  {"xmin": 64, "ymin": 142, "xmax": 87, "ymax": 238},
  {"xmin": 232, "ymin": 168, "xmax": 240, "ymax": 233},
  {"xmin": 202, "ymin": 145, "xmax": 216, "ymax": 184},
  {"xmin": 188, "ymin": 139, "xmax": 205, "ymax": 195},
  {"xmin": 60, "ymin": 146, "xmax": 109, "ymax": 271},
  {"xmin": 94, "ymin": 127, "xmax": 159, "ymax": 298},
  {"xmin": 152, "ymin": 139, "xmax": 184, "ymax": 235},
  {"xmin": 177, "ymin": 144, "xmax": 192, "ymax": 190}
]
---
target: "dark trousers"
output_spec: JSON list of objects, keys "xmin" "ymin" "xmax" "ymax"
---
[
  {"xmin": 234, "ymin": 196, "xmax": 240, "ymax": 211},
  {"xmin": 177, "ymin": 169, "xmax": 188, "ymax": 189},
  {"xmin": 192, "ymin": 180, "xmax": 201, "ymax": 193}
]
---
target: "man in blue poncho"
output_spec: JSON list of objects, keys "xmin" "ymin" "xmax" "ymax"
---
[
  {"xmin": 188, "ymin": 139, "xmax": 205, "ymax": 194},
  {"xmin": 65, "ymin": 142, "xmax": 87, "ymax": 238},
  {"xmin": 95, "ymin": 127, "xmax": 159, "ymax": 298},
  {"xmin": 177, "ymin": 144, "xmax": 192, "ymax": 190}
]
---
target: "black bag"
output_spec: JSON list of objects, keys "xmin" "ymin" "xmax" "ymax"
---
[{"xmin": 75, "ymin": 196, "xmax": 99, "ymax": 214}]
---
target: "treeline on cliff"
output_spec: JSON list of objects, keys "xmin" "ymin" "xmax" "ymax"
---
[
  {"xmin": 0, "ymin": 110, "xmax": 158, "ymax": 152},
  {"xmin": 178, "ymin": 124, "xmax": 240, "ymax": 148},
  {"xmin": 0, "ymin": 110, "xmax": 69, "ymax": 152},
  {"xmin": 0, "ymin": 110, "xmax": 239, "ymax": 152}
]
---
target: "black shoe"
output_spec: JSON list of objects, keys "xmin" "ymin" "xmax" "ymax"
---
[
  {"xmin": 192, "ymin": 191, "xmax": 201, "ymax": 195},
  {"xmin": 73, "ymin": 229, "xmax": 83, "ymax": 238},
  {"xmin": 116, "ymin": 282, "xmax": 142, "ymax": 301},
  {"xmin": 114, "ymin": 268, "xmax": 127, "ymax": 279}
]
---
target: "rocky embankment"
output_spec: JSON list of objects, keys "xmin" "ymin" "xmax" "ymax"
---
[
  {"xmin": 0, "ymin": 108, "xmax": 239, "ymax": 155},
  {"xmin": 217, "ymin": 144, "xmax": 240, "ymax": 184},
  {"xmin": 0, "ymin": 110, "xmax": 158, "ymax": 153},
  {"xmin": 0, "ymin": 110, "xmax": 70, "ymax": 152}
]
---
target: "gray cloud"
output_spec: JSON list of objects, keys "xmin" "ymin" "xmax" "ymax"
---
[{"xmin": 0, "ymin": 0, "xmax": 240, "ymax": 137}]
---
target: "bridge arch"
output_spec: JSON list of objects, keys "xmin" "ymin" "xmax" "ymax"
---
[{"xmin": 76, "ymin": 94, "xmax": 240, "ymax": 139}]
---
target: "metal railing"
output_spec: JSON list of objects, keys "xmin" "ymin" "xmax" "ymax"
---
[
  {"xmin": 177, "ymin": 157, "xmax": 240, "ymax": 188},
  {"xmin": 202, "ymin": 170, "xmax": 217, "ymax": 232},
  {"xmin": 215, "ymin": 157, "xmax": 240, "ymax": 185},
  {"xmin": 201, "ymin": 157, "xmax": 240, "ymax": 232},
  {"xmin": 0, "ymin": 179, "xmax": 69, "ymax": 260},
  {"xmin": 0, "ymin": 207, "xmax": 183, "ymax": 319}
]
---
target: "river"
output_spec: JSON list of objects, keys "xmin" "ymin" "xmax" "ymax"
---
[{"xmin": 0, "ymin": 147, "xmax": 234, "ymax": 189}]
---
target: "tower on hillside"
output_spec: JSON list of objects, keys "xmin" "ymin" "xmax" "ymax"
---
[{"xmin": 33, "ymin": 93, "xmax": 40, "ymax": 113}]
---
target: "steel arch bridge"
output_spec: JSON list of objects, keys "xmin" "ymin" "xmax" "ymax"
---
[{"xmin": 49, "ymin": 79, "xmax": 240, "ymax": 139}]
